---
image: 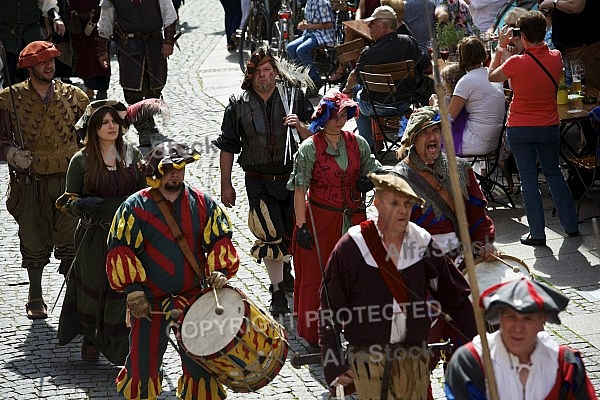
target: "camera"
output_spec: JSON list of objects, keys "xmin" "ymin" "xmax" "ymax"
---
[{"xmin": 512, "ymin": 28, "xmax": 521, "ymax": 37}]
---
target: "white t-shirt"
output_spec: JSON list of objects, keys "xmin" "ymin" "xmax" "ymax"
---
[
  {"xmin": 453, "ymin": 66, "xmax": 506, "ymax": 156},
  {"xmin": 468, "ymin": 0, "xmax": 507, "ymax": 32}
]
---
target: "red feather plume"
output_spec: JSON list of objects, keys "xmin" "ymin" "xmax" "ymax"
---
[{"xmin": 126, "ymin": 98, "xmax": 170, "ymax": 126}]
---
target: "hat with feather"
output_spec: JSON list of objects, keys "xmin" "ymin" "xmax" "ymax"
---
[
  {"xmin": 309, "ymin": 92, "xmax": 359, "ymax": 133},
  {"xmin": 241, "ymin": 44, "xmax": 315, "ymax": 91},
  {"xmin": 138, "ymin": 142, "xmax": 201, "ymax": 188},
  {"xmin": 75, "ymin": 98, "xmax": 169, "ymax": 141}
]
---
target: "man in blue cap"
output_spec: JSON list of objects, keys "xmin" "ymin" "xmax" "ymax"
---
[{"xmin": 445, "ymin": 278, "xmax": 597, "ymax": 399}]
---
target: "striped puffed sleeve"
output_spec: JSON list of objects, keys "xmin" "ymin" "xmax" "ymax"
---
[
  {"xmin": 106, "ymin": 199, "xmax": 147, "ymax": 292},
  {"xmin": 201, "ymin": 192, "xmax": 240, "ymax": 279}
]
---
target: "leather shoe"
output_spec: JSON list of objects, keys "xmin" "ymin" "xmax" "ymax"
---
[
  {"xmin": 567, "ymin": 230, "xmax": 580, "ymax": 237},
  {"xmin": 520, "ymin": 233, "xmax": 546, "ymax": 247}
]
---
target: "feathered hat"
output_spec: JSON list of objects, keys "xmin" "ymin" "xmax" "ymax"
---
[
  {"xmin": 138, "ymin": 142, "xmax": 201, "ymax": 188},
  {"xmin": 75, "ymin": 98, "xmax": 169, "ymax": 140},
  {"xmin": 241, "ymin": 44, "xmax": 315, "ymax": 91},
  {"xmin": 309, "ymin": 92, "xmax": 359, "ymax": 133}
]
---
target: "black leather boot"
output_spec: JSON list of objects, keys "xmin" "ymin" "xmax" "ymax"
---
[
  {"xmin": 269, "ymin": 282, "xmax": 290, "ymax": 316},
  {"xmin": 283, "ymin": 261, "xmax": 294, "ymax": 293}
]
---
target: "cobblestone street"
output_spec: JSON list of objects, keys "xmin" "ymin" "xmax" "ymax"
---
[{"xmin": 0, "ymin": 0, "xmax": 599, "ymax": 398}]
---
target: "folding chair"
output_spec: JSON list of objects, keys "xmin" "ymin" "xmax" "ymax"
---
[
  {"xmin": 464, "ymin": 126, "xmax": 515, "ymax": 208},
  {"xmin": 359, "ymin": 60, "xmax": 418, "ymax": 162},
  {"xmin": 566, "ymin": 127, "xmax": 600, "ymax": 221}
]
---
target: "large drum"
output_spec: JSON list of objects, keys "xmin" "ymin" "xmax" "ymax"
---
[
  {"xmin": 464, "ymin": 254, "xmax": 533, "ymax": 295},
  {"xmin": 177, "ymin": 286, "xmax": 289, "ymax": 392}
]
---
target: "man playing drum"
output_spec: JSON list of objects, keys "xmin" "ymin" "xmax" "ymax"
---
[
  {"xmin": 319, "ymin": 172, "xmax": 477, "ymax": 399},
  {"xmin": 105, "ymin": 142, "xmax": 240, "ymax": 400}
]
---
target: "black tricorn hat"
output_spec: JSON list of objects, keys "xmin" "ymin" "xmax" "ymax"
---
[{"xmin": 480, "ymin": 278, "xmax": 569, "ymax": 325}]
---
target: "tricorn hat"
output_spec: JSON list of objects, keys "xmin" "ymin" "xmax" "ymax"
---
[
  {"xmin": 18, "ymin": 41, "xmax": 61, "ymax": 68},
  {"xmin": 368, "ymin": 172, "xmax": 425, "ymax": 206},
  {"xmin": 480, "ymin": 278, "xmax": 569, "ymax": 325}
]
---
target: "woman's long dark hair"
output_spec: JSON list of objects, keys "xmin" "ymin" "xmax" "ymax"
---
[{"xmin": 83, "ymin": 107, "xmax": 127, "ymax": 194}]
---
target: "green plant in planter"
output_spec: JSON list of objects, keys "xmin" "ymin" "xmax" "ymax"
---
[
  {"xmin": 557, "ymin": 81, "xmax": 569, "ymax": 91},
  {"xmin": 435, "ymin": 22, "xmax": 464, "ymax": 55}
]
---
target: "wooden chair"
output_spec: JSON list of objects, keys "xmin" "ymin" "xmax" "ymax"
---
[
  {"xmin": 332, "ymin": 37, "xmax": 366, "ymax": 82},
  {"xmin": 358, "ymin": 61, "xmax": 419, "ymax": 161}
]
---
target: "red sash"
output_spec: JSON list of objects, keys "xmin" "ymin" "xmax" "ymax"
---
[{"xmin": 360, "ymin": 220, "xmax": 409, "ymax": 305}]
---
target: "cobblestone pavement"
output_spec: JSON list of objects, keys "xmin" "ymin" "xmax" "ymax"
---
[{"xmin": 1, "ymin": 0, "xmax": 599, "ymax": 398}]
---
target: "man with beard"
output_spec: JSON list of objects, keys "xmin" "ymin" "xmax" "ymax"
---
[
  {"xmin": 0, "ymin": 41, "xmax": 89, "ymax": 320},
  {"xmin": 393, "ymin": 106, "xmax": 496, "ymax": 394},
  {"xmin": 105, "ymin": 142, "xmax": 240, "ymax": 400},
  {"xmin": 213, "ymin": 44, "xmax": 314, "ymax": 316}
]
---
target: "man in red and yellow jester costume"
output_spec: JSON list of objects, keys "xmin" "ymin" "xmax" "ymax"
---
[{"xmin": 106, "ymin": 142, "xmax": 240, "ymax": 400}]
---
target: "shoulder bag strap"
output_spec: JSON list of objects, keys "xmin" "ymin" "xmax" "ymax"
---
[
  {"xmin": 359, "ymin": 220, "xmax": 409, "ymax": 304},
  {"xmin": 525, "ymin": 51, "xmax": 558, "ymax": 91},
  {"xmin": 149, "ymin": 188, "xmax": 205, "ymax": 280},
  {"xmin": 402, "ymin": 162, "xmax": 462, "ymax": 242}
]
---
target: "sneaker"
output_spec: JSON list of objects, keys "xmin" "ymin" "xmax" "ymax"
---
[
  {"xmin": 283, "ymin": 261, "xmax": 294, "ymax": 293},
  {"xmin": 269, "ymin": 283, "xmax": 290, "ymax": 316}
]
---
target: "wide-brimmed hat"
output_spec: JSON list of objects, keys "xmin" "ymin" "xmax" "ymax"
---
[
  {"xmin": 399, "ymin": 106, "xmax": 441, "ymax": 147},
  {"xmin": 309, "ymin": 92, "xmax": 359, "ymax": 133},
  {"xmin": 480, "ymin": 278, "xmax": 569, "ymax": 325},
  {"xmin": 368, "ymin": 172, "xmax": 425, "ymax": 206},
  {"xmin": 138, "ymin": 142, "xmax": 200, "ymax": 187},
  {"xmin": 364, "ymin": 6, "xmax": 397, "ymax": 22},
  {"xmin": 75, "ymin": 100, "xmax": 129, "ymax": 139},
  {"xmin": 18, "ymin": 41, "xmax": 61, "ymax": 68}
]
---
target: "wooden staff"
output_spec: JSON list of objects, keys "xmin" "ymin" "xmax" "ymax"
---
[{"xmin": 429, "ymin": 35, "xmax": 500, "ymax": 400}]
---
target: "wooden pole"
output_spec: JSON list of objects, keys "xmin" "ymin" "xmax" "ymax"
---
[{"xmin": 429, "ymin": 36, "xmax": 500, "ymax": 400}]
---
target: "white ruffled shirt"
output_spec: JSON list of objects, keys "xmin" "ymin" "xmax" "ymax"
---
[{"xmin": 472, "ymin": 330, "xmax": 559, "ymax": 400}]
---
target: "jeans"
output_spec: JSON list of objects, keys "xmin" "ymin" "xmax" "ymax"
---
[
  {"xmin": 356, "ymin": 91, "xmax": 409, "ymax": 149},
  {"xmin": 507, "ymin": 125, "xmax": 578, "ymax": 238},
  {"xmin": 286, "ymin": 32, "xmax": 321, "ymax": 86},
  {"xmin": 219, "ymin": 0, "xmax": 243, "ymax": 46}
]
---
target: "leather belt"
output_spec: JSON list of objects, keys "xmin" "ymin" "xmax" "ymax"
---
[{"xmin": 245, "ymin": 171, "xmax": 290, "ymax": 181}]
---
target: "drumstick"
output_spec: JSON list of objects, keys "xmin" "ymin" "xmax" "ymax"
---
[
  {"xmin": 213, "ymin": 287, "xmax": 224, "ymax": 315},
  {"xmin": 150, "ymin": 309, "xmax": 181, "ymax": 319},
  {"xmin": 473, "ymin": 244, "xmax": 520, "ymax": 273}
]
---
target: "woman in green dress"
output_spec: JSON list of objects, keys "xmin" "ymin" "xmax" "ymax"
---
[{"xmin": 56, "ymin": 100, "xmax": 146, "ymax": 363}]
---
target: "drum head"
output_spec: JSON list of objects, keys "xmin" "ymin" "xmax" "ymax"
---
[
  {"xmin": 180, "ymin": 287, "xmax": 245, "ymax": 357},
  {"xmin": 465, "ymin": 256, "xmax": 532, "ymax": 295}
]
